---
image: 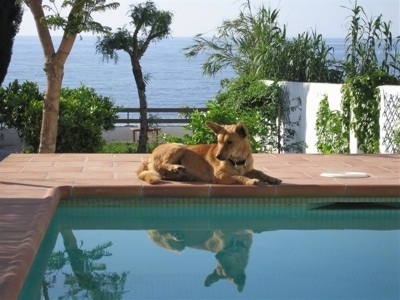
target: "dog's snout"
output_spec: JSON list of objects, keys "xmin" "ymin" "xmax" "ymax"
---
[{"xmin": 216, "ymin": 153, "xmax": 225, "ymax": 161}]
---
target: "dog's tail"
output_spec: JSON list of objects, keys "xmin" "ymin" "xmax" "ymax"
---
[{"xmin": 136, "ymin": 161, "xmax": 162, "ymax": 184}]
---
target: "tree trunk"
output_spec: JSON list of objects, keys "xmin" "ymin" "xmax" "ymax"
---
[
  {"xmin": 131, "ymin": 56, "xmax": 148, "ymax": 153},
  {"xmin": 39, "ymin": 57, "xmax": 64, "ymax": 153},
  {"xmin": 28, "ymin": 1, "xmax": 76, "ymax": 153},
  {"xmin": 39, "ymin": 37, "xmax": 75, "ymax": 153}
]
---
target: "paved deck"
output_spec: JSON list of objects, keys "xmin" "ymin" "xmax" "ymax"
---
[{"xmin": 0, "ymin": 153, "xmax": 399, "ymax": 299}]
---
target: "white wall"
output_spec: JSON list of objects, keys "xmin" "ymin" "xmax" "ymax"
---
[
  {"xmin": 266, "ymin": 81, "xmax": 399, "ymax": 154},
  {"xmin": 265, "ymin": 80, "xmax": 343, "ymax": 153}
]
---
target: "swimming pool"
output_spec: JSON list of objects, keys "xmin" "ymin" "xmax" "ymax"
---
[{"xmin": 18, "ymin": 198, "xmax": 400, "ymax": 300}]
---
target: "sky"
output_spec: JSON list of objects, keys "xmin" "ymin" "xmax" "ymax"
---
[{"xmin": 18, "ymin": 0, "xmax": 400, "ymax": 38}]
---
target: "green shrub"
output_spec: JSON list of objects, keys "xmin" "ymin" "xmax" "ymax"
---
[
  {"xmin": 393, "ymin": 127, "xmax": 400, "ymax": 154},
  {"xmin": 57, "ymin": 85, "xmax": 119, "ymax": 152},
  {"xmin": 180, "ymin": 101, "xmax": 261, "ymax": 148},
  {"xmin": 0, "ymin": 80, "xmax": 43, "ymax": 133},
  {"xmin": 0, "ymin": 81, "xmax": 119, "ymax": 152},
  {"xmin": 341, "ymin": 71, "xmax": 399, "ymax": 153},
  {"xmin": 0, "ymin": 80, "xmax": 43, "ymax": 150},
  {"xmin": 101, "ymin": 142, "xmax": 137, "ymax": 153},
  {"xmin": 164, "ymin": 75, "xmax": 303, "ymax": 153},
  {"xmin": 100, "ymin": 141, "xmax": 161, "ymax": 153},
  {"xmin": 315, "ymin": 95, "xmax": 349, "ymax": 154}
]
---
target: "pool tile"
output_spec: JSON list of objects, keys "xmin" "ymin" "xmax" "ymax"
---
[
  {"xmin": 346, "ymin": 184, "xmax": 400, "ymax": 197},
  {"xmin": 277, "ymin": 183, "xmax": 347, "ymax": 198},
  {"xmin": 71, "ymin": 184, "xmax": 143, "ymax": 199},
  {"xmin": 210, "ymin": 184, "xmax": 277, "ymax": 198},
  {"xmin": 142, "ymin": 182, "xmax": 210, "ymax": 198}
]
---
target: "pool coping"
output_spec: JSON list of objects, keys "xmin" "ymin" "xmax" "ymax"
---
[{"xmin": 0, "ymin": 153, "xmax": 399, "ymax": 298}]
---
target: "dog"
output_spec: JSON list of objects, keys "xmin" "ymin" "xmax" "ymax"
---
[
  {"xmin": 147, "ymin": 229, "xmax": 253, "ymax": 292},
  {"xmin": 137, "ymin": 121, "xmax": 282, "ymax": 185}
]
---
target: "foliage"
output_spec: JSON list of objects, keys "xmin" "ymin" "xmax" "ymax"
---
[
  {"xmin": 213, "ymin": 75, "xmax": 283, "ymax": 152},
  {"xmin": 96, "ymin": 0, "xmax": 173, "ymax": 153},
  {"xmin": 341, "ymin": 72, "xmax": 399, "ymax": 153},
  {"xmin": 0, "ymin": 81, "xmax": 119, "ymax": 152},
  {"xmin": 315, "ymin": 95, "xmax": 349, "ymax": 154},
  {"xmin": 342, "ymin": 0, "xmax": 400, "ymax": 78},
  {"xmin": 57, "ymin": 85, "xmax": 119, "ymax": 152},
  {"xmin": 0, "ymin": 0, "xmax": 23, "ymax": 85},
  {"xmin": 0, "ymin": 80, "xmax": 44, "ymax": 144},
  {"xmin": 165, "ymin": 75, "xmax": 303, "ymax": 153},
  {"xmin": 184, "ymin": 2, "xmax": 341, "ymax": 83},
  {"xmin": 181, "ymin": 101, "xmax": 253, "ymax": 144},
  {"xmin": 23, "ymin": 0, "xmax": 119, "ymax": 153},
  {"xmin": 392, "ymin": 119, "xmax": 400, "ymax": 154},
  {"xmin": 45, "ymin": 239, "xmax": 128, "ymax": 299},
  {"xmin": 275, "ymin": 31, "xmax": 342, "ymax": 83},
  {"xmin": 41, "ymin": 0, "xmax": 120, "ymax": 37},
  {"xmin": 101, "ymin": 142, "xmax": 137, "ymax": 153},
  {"xmin": 314, "ymin": 1, "xmax": 400, "ymax": 154}
]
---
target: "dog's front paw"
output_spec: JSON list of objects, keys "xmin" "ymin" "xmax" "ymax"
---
[
  {"xmin": 266, "ymin": 177, "xmax": 282, "ymax": 185},
  {"xmin": 247, "ymin": 178, "xmax": 261, "ymax": 185}
]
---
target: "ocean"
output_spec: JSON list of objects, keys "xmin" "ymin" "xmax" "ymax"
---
[
  {"xmin": 4, "ymin": 36, "xmax": 234, "ymax": 109},
  {"xmin": 4, "ymin": 36, "xmax": 347, "ymax": 110}
]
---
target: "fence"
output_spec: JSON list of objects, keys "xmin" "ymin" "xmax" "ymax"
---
[
  {"xmin": 115, "ymin": 107, "xmax": 208, "ymax": 125},
  {"xmin": 379, "ymin": 86, "xmax": 400, "ymax": 153}
]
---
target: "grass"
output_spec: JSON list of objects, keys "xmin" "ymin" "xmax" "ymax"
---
[
  {"xmin": 101, "ymin": 142, "xmax": 138, "ymax": 153},
  {"xmin": 101, "ymin": 141, "xmax": 162, "ymax": 153}
]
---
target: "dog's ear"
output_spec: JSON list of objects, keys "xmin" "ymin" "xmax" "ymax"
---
[
  {"xmin": 234, "ymin": 273, "xmax": 246, "ymax": 292},
  {"xmin": 205, "ymin": 121, "xmax": 222, "ymax": 134},
  {"xmin": 235, "ymin": 121, "xmax": 248, "ymax": 138},
  {"xmin": 204, "ymin": 269, "xmax": 221, "ymax": 287}
]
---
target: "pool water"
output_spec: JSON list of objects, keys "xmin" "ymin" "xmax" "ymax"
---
[{"xmin": 20, "ymin": 200, "xmax": 400, "ymax": 300}]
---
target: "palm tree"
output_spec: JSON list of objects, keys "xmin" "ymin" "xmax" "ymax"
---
[
  {"xmin": 184, "ymin": 1, "xmax": 339, "ymax": 83},
  {"xmin": 184, "ymin": 2, "xmax": 285, "ymax": 78},
  {"xmin": 96, "ymin": 1, "xmax": 173, "ymax": 153}
]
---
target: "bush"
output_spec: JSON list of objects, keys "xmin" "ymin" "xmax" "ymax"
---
[
  {"xmin": 57, "ymin": 85, "xmax": 119, "ymax": 152},
  {"xmin": 315, "ymin": 95, "xmax": 349, "ymax": 154},
  {"xmin": 164, "ymin": 75, "xmax": 303, "ymax": 153},
  {"xmin": 0, "ymin": 80, "xmax": 43, "ymax": 149},
  {"xmin": 180, "ymin": 101, "xmax": 261, "ymax": 148},
  {"xmin": 0, "ymin": 81, "xmax": 119, "ymax": 152},
  {"xmin": 341, "ymin": 71, "xmax": 399, "ymax": 153},
  {"xmin": 101, "ymin": 142, "xmax": 137, "ymax": 153}
]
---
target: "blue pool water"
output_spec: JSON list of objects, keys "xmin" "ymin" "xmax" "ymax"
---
[{"xmin": 20, "ymin": 199, "xmax": 400, "ymax": 300}]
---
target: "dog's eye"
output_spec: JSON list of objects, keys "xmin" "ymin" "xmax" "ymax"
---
[{"xmin": 227, "ymin": 141, "xmax": 233, "ymax": 145}]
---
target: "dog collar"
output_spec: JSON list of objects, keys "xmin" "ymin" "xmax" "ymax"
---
[
  {"xmin": 230, "ymin": 239, "xmax": 247, "ymax": 249},
  {"xmin": 228, "ymin": 158, "xmax": 246, "ymax": 167}
]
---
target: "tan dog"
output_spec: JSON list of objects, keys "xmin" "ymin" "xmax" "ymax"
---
[
  {"xmin": 148, "ymin": 229, "xmax": 253, "ymax": 292},
  {"xmin": 137, "ymin": 121, "xmax": 282, "ymax": 185}
]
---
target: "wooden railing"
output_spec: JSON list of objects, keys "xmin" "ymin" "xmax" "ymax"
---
[{"xmin": 116, "ymin": 107, "xmax": 208, "ymax": 125}]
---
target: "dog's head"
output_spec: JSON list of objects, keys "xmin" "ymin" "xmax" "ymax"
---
[
  {"xmin": 204, "ymin": 241, "xmax": 249, "ymax": 292},
  {"xmin": 205, "ymin": 121, "xmax": 251, "ymax": 162}
]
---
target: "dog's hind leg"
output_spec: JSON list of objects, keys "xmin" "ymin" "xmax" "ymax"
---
[
  {"xmin": 156, "ymin": 144, "xmax": 187, "ymax": 173},
  {"xmin": 137, "ymin": 160, "xmax": 162, "ymax": 184}
]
